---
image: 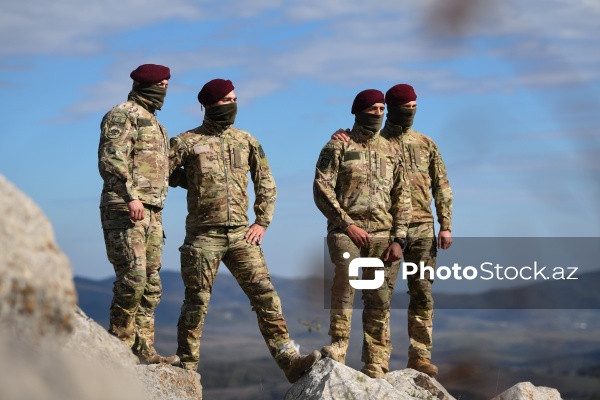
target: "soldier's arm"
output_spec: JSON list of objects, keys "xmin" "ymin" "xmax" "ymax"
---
[
  {"xmin": 429, "ymin": 142, "xmax": 453, "ymax": 232},
  {"xmin": 390, "ymin": 156, "xmax": 412, "ymax": 241},
  {"xmin": 313, "ymin": 143, "xmax": 354, "ymax": 231},
  {"xmin": 249, "ymin": 138, "xmax": 277, "ymax": 228},
  {"xmin": 168, "ymin": 136, "xmax": 190, "ymax": 189},
  {"xmin": 98, "ymin": 110, "xmax": 137, "ymax": 203}
]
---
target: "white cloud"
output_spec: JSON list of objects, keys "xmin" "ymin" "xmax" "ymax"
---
[
  {"xmin": 15, "ymin": 0, "xmax": 599, "ymax": 117},
  {"xmin": 0, "ymin": 0, "xmax": 286, "ymax": 56}
]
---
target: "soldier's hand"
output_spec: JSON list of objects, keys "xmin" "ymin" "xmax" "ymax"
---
[
  {"xmin": 127, "ymin": 199, "xmax": 145, "ymax": 221},
  {"xmin": 382, "ymin": 242, "xmax": 403, "ymax": 262},
  {"xmin": 331, "ymin": 129, "xmax": 351, "ymax": 142},
  {"xmin": 346, "ymin": 224, "xmax": 371, "ymax": 248},
  {"xmin": 245, "ymin": 223, "xmax": 266, "ymax": 245},
  {"xmin": 438, "ymin": 230, "xmax": 453, "ymax": 250}
]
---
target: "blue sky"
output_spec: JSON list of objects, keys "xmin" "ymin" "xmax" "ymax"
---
[{"xmin": 1, "ymin": 0, "xmax": 599, "ymax": 287}]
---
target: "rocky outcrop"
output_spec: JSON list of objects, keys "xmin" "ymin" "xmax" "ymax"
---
[
  {"xmin": 0, "ymin": 174, "xmax": 202, "ymax": 400},
  {"xmin": 285, "ymin": 358, "xmax": 455, "ymax": 400},
  {"xmin": 491, "ymin": 382, "xmax": 562, "ymax": 400},
  {"xmin": 0, "ymin": 174, "xmax": 76, "ymax": 338}
]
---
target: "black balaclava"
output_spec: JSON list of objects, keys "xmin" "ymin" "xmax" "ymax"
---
[
  {"xmin": 387, "ymin": 105, "xmax": 417, "ymax": 129},
  {"xmin": 205, "ymin": 102, "xmax": 237, "ymax": 126},
  {"xmin": 130, "ymin": 85, "xmax": 167, "ymax": 111},
  {"xmin": 355, "ymin": 112, "xmax": 384, "ymax": 133}
]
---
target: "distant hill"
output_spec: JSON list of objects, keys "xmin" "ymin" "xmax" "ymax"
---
[{"xmin": 76, "ymin": 269, "xmax": 600, "ymax": 329}]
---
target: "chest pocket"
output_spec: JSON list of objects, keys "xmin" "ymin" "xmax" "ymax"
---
[
  {"xmin": 195, "ymin": 144, "xmax": 219, "ymax": 174},
  {"xmin": 230, "ymin": 145, "xmax": 249, "ymax": 171},
  {"xmin": 135, "ymin": 118, "xmax": 159, "ymax": 152},
  {"xmin": 377, "ymin": 154, "xmax": 396, "ymax": 183},
  {"xmin": 406, "ymin": 144, "xmax": 428, "ymax": 172},
  {"xmin": 340, "ymin": 150, "xmax": 366, "ymax": 181}
]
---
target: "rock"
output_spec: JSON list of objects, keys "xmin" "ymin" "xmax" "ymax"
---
[
  {"xmin": 0, "ymin": 174, "xmax": 77, "ymax": 338},
  {"xmin": 0, "ymin": 174, "xmax": 202, "ymax": 400},
  {"xmin": 284, "ymin": 358, "xmax": 456, "ymax": 400},
  {"xmin": 385, "ymin": 369, "xmax": 456, "ymax": 400},
  {"xmin": 136, "ymin": 364, "xmax": 203, "ymax": 400},
  {"xmin": 66, "ymin": 307, "xmax": 203, "ymax": 400},
  {"xmin": 64, "ymin": 307, "xmax": 139, "ymax": 368},
  {"xmin": 491, "ymin": 381, "xmax": 562, "ymax": 400}
]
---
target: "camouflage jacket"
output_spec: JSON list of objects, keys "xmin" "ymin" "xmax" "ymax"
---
[
  {"xmin": 98, "ymin": 98, "xmax": 169, "ymax": 209},
  {"xmin": 313, "ymin": 124, "xmax": 411, "ymax": 239},
  {"xmin": 381, "ymin": 121, "xmax": 453, "ymax": 231},
  {"xmin": 169, "ymin": 119, "xmax": 276, "ymax": 229}
]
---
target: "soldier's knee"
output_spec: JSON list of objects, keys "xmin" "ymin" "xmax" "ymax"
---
[
  {"xmin": 184, "ymin": 287, "xmax": 211, "ymax": 306},
  {"xmin": 115, "ymin": 270, "xmax": 146, "ymax": 295},
  {"xmin": 410, "ymin": 307, "xmax": 433, "ymax": 320},
  {"xmin": 250, "ymin": 288, "xmax": 284, "ymax": 319}
]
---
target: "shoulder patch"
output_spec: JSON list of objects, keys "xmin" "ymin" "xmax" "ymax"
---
[
  {"xmin": 169, "ymin": 137, "xmax": 179, "ymax": 148},
  {"xmin": 317, "ymin": 147, "xmax": 335, "ymax": 172},
  {"xmin": 105, "ymin": 126, "xmax": 123, "ymax": 140},
  {"xmin": 257, "ymin": 144, "xmax": 266, "ymax": 158},
  {"xmin": 110, "ymin": 113, "xmax": 127, "ymax": 126}
]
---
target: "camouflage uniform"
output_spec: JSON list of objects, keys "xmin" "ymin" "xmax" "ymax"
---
[
  {"xmin": 98, "ymin": 95, "xmax": 169, "ymax": 357},
  {"xmin": 313, "ymin": 124, "xmax": 411, "ymax": 371},
  {"xmin": 381, "ymin": 121, "xmax": 452, "ymax": 361},
  {"xmin": 169, "ymin": 118, "xmax": 293, "ymax": 371}
]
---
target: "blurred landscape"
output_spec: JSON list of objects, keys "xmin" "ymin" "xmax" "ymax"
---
[{"xmin": 76, "ymin": 271, "xmax": 600, "ymax": 400}]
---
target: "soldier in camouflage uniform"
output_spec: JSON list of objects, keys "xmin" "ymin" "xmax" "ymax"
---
[
  {"xmin": 168, "ymin": 79, "xmax": 320, "ymax": 383},
  {"xmin": 331, "ymin": 84, "xmax": 453, "ymax": 377},
  {"xmin": 98, "ymin": 64, "xmax": 179, "ymax": 366},
  {"xmin": 314, "ymin": 89, "xmax": 411, "ymax": 379}
]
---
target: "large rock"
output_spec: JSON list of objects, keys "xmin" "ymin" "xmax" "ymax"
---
[
  {"xmin": 491, "ymin": 381, "xmax": 562, "ymax": 400},
  {"xmin": 66, "ymin": 307, "xmax": 203, "ymax": 400},
  {"xmin": 284, "ymin": 358, "xmax": 456, "ymax": 400},
  {"xmin": 0, "ymin": 174, "xmax": 76, "ymax": 337},
  {"xmin": 0, "ymin": 174, "xmax": 202, "ymax": 400}
]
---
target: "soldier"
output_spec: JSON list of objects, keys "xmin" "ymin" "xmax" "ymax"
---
[
  {"xmin": 168, "ymin": 79, "xmax": 321, "ymax": 383},
  {"xmin": 314, "ymin": 89, "xmax": 411, "ymax": 379},
  {"xmin": 98, "ymin": 64, "xmax": 179, "ymax": 365},
  {"xmin": 331, "ymin": 84, "xmax": 453, "ymax": 377}
]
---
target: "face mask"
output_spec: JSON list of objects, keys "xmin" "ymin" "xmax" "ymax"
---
[
  {"xmin": 132, "ymin": 85, "xmax": 167, "ymax": 110},
  {"xmin": 387, "ymin": 105, "xmax": 417, "ymax": 128},
  {"xmin": 205, "ymin": 102, "xmax": 237, "ymax": 126},
  {"xmin": 355, "ymin": 112, "xmax": 384, "ymax": 133}
]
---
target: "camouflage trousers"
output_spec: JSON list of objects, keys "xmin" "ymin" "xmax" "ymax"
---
[
  {"xmin": 176, "ymin": 225, "xmax": 290, "ymax": 371},
  {"xmin": 403, "ymin": 222, "xmax": 436, "ymax": 360},
  {"xmin": 327, "ymin": 230, "xmax": 400, "ymax": 371},
  {"xmin": 100, "ymin": 204, "xmax": 163, "ymax": 358}
]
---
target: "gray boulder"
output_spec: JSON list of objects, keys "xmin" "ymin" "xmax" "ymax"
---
[
  {"xmin": 284, "ymin": 358, "xmax": 456, "ymax": 400},
  {"xmin": 0, "ymin": 174, "xmax": 202, "ymax": 400},
  {"xmin": 0, "ymin": 174, "xmax": 76, "ymax": 338},
  {"xmin": 491, "ymin": 381, "xmax": 562, "ymax": 400}
]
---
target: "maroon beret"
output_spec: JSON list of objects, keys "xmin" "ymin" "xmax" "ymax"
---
[
  {"xmin": 351, "ymin": 89, "xmax": 385, "ymax": 115},
  {"xmin": 130, "ymin": 64, "xmax": 171, "ymax": 84},
  {"xmin": 385, "ymin": 84, "xmax": 417, "ymax": 106},
  {"xmin": 197, "ymin": 79, "xmax": 235, "ymax": 106}
]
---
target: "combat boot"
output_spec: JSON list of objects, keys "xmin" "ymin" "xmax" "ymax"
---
[
  {"xmin": 320, "ymin": 336, "xmax": 349, "ymax": 364},
  {"xmin": 361, "ymin": 363, "xmax": 385, "ymax": 379},
  {"xmin": 137, "ymin": 347, "xmax": 181, "ymax": 366},
  {"xmin": 407, "ymin": 358, "xmax": 438, "ymax": 377},
  {"xmin": 276, "ymin": 348, "xmax": 322, "ymax": 383}
]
